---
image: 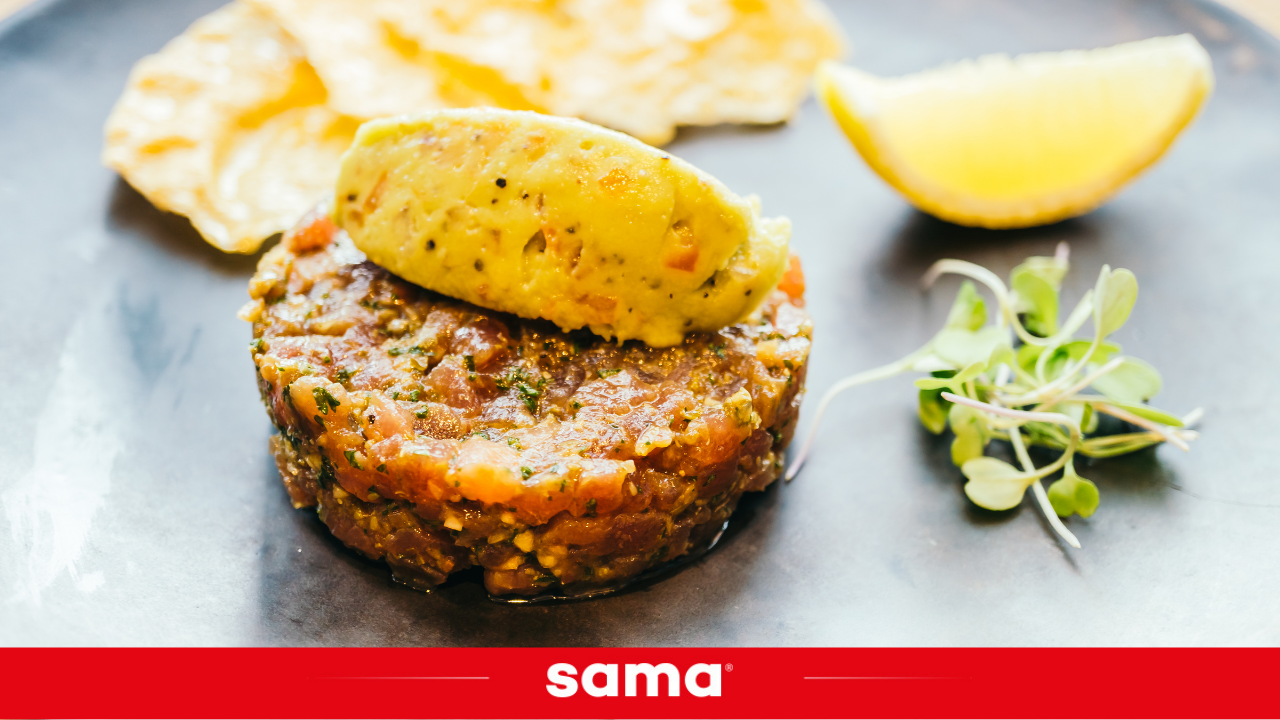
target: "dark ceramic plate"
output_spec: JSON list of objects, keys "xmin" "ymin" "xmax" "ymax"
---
[{"xmin": 2, "ymin": 0, "xmax": 1278, "ymax": 646}]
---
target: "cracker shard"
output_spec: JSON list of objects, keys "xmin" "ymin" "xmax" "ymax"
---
[{"xmin": 102, "ymin": 2, "xmax": 358, "ymax": 253}]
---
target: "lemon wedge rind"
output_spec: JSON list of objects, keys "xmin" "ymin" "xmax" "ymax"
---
[{"xmin": 816, "ymin": 35, "xmax": 1215, "ymax": 229}]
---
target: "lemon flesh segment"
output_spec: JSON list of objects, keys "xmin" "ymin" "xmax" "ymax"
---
[
  {"xmin": 816, "ymin": 34, "xmax": 1214, "ymax": 228},
  {"xmin": 335, "ymin": 109, "xmax": 790, "ymax": 347}
]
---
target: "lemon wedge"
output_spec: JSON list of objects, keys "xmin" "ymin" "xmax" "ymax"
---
[{"xmin": 816, "ymin": 35, "xmax": 1214, "ymax": 228}]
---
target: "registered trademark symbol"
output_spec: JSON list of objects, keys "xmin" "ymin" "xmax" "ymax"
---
[{"xmin": 725, "ymin": 664, "xmax": 733, "ymax": 672}]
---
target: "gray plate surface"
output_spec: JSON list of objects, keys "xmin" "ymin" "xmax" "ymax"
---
[{"xmin": 2, "ymin": 0, "xmax": 1278, "ymax": 646}]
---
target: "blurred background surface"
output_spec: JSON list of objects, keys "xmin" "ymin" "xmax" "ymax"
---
[
  {"xmin": 2, "ymin": 0, "xmax": 1280, "ymax": 37},
  {"xmin": 0, "ymin": 0, "xmax": 1274, "ymax": 37}
]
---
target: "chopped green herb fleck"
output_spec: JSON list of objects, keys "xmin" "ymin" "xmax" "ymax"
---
[
  {"xmin": 515, "ymin": 382, "xmax": 541, "ymax": 412},
  {"xmin": 312, "ymin": 386, "xmax": 340, "ymax": 414},
  {"xmin": 316, "ymin": 457, "xmax": 336, "ymax": 489}
]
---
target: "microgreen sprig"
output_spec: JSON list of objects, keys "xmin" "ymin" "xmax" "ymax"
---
[{"xmin": 787, "ymin": 243, "xmax": 1201, "ymax": 548}]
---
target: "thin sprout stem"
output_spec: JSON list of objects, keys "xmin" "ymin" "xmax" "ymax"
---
[
  {"xmin": 996, "ymin": 429, "xmax": 1068, "ymax": 451},
  {"xmin": 924, "ymin": 258, "xmax": 1094, "ymax": 350},
  {"xmin": 922, "ymin": 259, "xmax": 1008, "ymax": 299},
  {"xmin": 982, "ymin": 415, "xmax": 1038, "ymax": 432},
  {"xmin": 923, "ymin": 260, "xmax": 1040, "ymax": 344},
  {"xmin": 1182, "ymin": 408, "xmax": 1204, "ymax": 428},
  {"xmin": 943, "ymin": 393, "xmax": 1074, "ymax": 426},
  {"xmin": 994, "ymin": 363, "xmax": 1011, "ymax": 387},
  {"xmin": 1037, "ymin": 334, "xmax": 1104, "ymax": 402},
  {"xmin": 1022, "ymin": 356, "xmax": 1124, "ymax": 410},
  {"xmin": 941, "ymin": 393, "xmax": 1079, "ymax": 482},
  {"xmin": 1055, "ymin": 241, "xmax": 1071, "ymax": 264},
  {"xmin": 1009, "ymin": 426, "xmax": 1081, "ymax": 549},
  {"xmin": 948, "ymin": 391, "xmax": 1082, "ymax": 547},
  {"xmin": 1018, "ymin": 332, "xmax": 1107, "ymax": 407},
  {"xmin": 1034, "ymin": 342, "xmax": 1052, "ymax": 384},
  {"xmin": 1008, "ymin": 360, "xmax": 1041, "ymax": 389},
  {"xmin": 784, "ymin": 354, "xmax": 921, "ymax": 481},
  {"xmin": 1054, "ymin": 291, "xmax": 1097, "ymax": 343},
  {"xmin": 1094, "ymin": 403, "xmax": 1190, "ymax": 451}
]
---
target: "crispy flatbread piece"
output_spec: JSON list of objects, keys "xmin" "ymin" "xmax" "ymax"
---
[
  {"xmin": 104, "ymin": 0, "xmax": 844, "ymax": 252},
  {"xmin": 381, "ymin": 0, "xmax": 847, "ymax": 144},
  {"xmin": 103, "ymin": 2, "xmax": 358, "ymax": 252},
  {"xmin": 245, "ymin": 0, "xmax": 541, "ymax": 119}
]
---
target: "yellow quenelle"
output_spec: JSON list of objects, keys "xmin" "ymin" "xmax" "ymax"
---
[
  {"xmin": 335, "ymin": 109, "xmax": 790, "ymax": 347},
  {"xmin": 816, "ymin": 35, "xmax": 1214, "ymax": 229}
]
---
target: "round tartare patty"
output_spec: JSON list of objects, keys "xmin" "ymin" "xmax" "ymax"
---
[{"xmin": 241, "ymin": 210, "xmax": 812, "ymax": 596}]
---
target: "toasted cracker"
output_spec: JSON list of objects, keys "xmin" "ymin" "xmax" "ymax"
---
[
  {"xmin": 103, "ymin": 2, "xmax": 358, "ymax": 252},
  {"xmin": 104, "ymin": 0, "xmax": 845, "ymax": 253},
  {"xmin": 246, "ymin": 0, "xmax": 542, "ymax": 118},
  {"xmin": 382, "ymin": 0, "xmax": 847, "ymax": 144}
]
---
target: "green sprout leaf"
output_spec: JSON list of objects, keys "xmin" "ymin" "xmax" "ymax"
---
[
  {"xmin": 1062, "ymin": 339, "xmax": 1120, "ymax": 363},
  {"xmin": 1100, "ymin": 401, "xmax": 1184, "ymax": 428},
  {"xmin": 949, "ymin": 403, "xmax": 987, "ymax": 466},
  {"xmin": 934, "ymin": 326, "xmax": 1008, "ymax": 368},
  {"xmin": 1037, "ymin": 345, "xmax": 1073, "ymax": 382},
  {"xmin": 1089, "ymin": 357, "xmax": 1162, "ymax": 403},
  {"xmin": 786, "ymin": 246, "xmax": 1198, "ymax": 552},
  {"xmin": 1096, "ymin": 268, "xmax": 1138, "ymax": 337},
  {"xmin": 944, "ymin": 280, "xmax": 987, "ymax": 332},
  {"xmin": 914, "ymin": 361, "xmax": 985, "ymax": 391},
  {"xmin": 1047, "ymin": 470, "xmax": 1100, "ymax": 518},
  {"xmin": 962, "ymin": 456, "xmax": 1033, "ymax": 511},
  {"xmin": 1080, "ymin": 433, "xmax": 1164, "ymax": 458},
  {"xmin": 986, "ymin": 343, "xmax": 1015, "ymax": 373},
  {"xmin": 1057, "ymin": 402, "xmax": 1088, "ymax": 432},
  {"xmin": 918, "ymin": 387, "xmax": 951, "ymax": 435},
  {"xmin": 1016, "ymin": 343, "xmax": 1043, "ymax": 374},
  {"xmin": 1012, "ymin": 255, "xmax": 1069, "ymax": 290},
  {"xmin": 909, "ymin": 352, "xmax": 955, "ymax": 373},
  {"xmin": 1012, "ymin": 270, "xmax": 1059, "ymax": 337}
]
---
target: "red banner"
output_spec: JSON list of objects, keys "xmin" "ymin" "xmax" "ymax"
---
[{"xmin": 1, "ymin": 647, "xmax": 1275, "ymax": 718}]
